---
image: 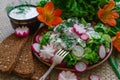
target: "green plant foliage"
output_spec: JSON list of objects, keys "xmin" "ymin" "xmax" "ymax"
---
[{"xmin": 51, "ymin": 0, "xmax": 109, "ymax": 21}]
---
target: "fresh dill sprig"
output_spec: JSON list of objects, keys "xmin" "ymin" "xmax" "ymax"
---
[
  {"xmin": 16, "ymin": 0, "xmax": 31, "ymax": 14},
  {"xmin": 6, "ymin": 5, "xmax": 15, "ymax": 13}
]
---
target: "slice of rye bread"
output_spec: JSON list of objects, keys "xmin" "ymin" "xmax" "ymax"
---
[
  {"xmin": 31, "ymin": 56, "xmax": 49, "ymax": 80},
  {"xmin": 13, "ymin": 36, "xmax": 34, "ymax": 78},
  {"xmin": 0, "ymin": 34, "xmax": 28, "ymax": 73}
]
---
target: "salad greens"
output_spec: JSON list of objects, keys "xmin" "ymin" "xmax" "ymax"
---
[
  {"xmin": 94, "ymin": 23, "xmax": 110, "ymax": 34},
  {"xmin": 34, "ymin": 0, "xmax": 120, "ymax": 72},
  {"xmin": 94, "ymin": 19, "xmax": 120, "ymax": 37},
  {"xmin": 39, "ymin": 18, "xmax": 111, "ymax": 67},
  {"xmin": 61, "ymin": 35, "xmax": 76, "ymax": 50},
  {"xmin": 40, "ymin": 32, "xmax": 51, "ymax": 47},
  {"xmin": 64, "ymin": 53, "xmax": 78, "ymax": 67},
  {"xmin": 82, "ymin": 51, "xmax": 100, "ymax": 65},
  {"xmin": 55, "ymin": 18, "xmax": 79, "ymax": 33}
]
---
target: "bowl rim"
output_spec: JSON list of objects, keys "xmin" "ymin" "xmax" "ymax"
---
[
  {"xmin": 7, "ymin": 4, "xmax": 38, "ymax": 21},
  {"xmin": 32, "ymin": 27, "xmax": 113, "ymax": 71}
]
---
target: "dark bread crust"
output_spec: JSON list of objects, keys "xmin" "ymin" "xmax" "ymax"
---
[
  {"xmin": 31, "ymin": 56, "xmax": 49, "ymax": 80},
  {"xmin": 13, "ymin": 36, "xmax": 34, "ymax": 78},
  {"xmin": 0, "ymin": 34, "xmax": 28, "ymax": 73}
]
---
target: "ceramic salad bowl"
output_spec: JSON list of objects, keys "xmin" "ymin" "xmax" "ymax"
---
[{"xmin": 32, "ymin": 18, "xmax": 113, "ymax": 72}]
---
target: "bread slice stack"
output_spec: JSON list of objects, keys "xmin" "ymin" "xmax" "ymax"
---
[
  {"xmin": 0, "ymin": 34, "xmax": 49, "ymax": 80},
  {"xmin": 13, "ymin": 36, "xmax": 34, "ymax": 78},
  {"xmin": 0, "ymin": 34, "xmax": 28, "ymax": 73}
]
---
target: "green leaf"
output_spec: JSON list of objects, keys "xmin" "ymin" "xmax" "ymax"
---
[
  {"xmin": 102, "ymin": 34, "xmax": 111, "ymax": 43},
  {"xmin": 94, "ymin": 23, "xmax": 110, "ymax": 33},
  {"xmin": 51, "ymin": 0, "xmax": 104, "ymax": 21},
  {"xmin": 36, "ymin": 0, "xmax": 49, "ymax": 7},
  {"xmin": 40, "ymin": 32, "xmax": 51, "ymax": 47},
  {"xmin": 115, "ymin": 0, "xmax": 120, "ymax": 2},
  {"xmin": 82, "ymin": 51, "xmax": 100, "ymax": 65},
  {"xmin": 6, "ymin": 6, "xmax": 14, "ymax": 13},
  {"xmin": 108, "ymin": 18, "xmax": 120, "ymax": 37},
  {"xmin": 108, "ymin": 56, "xmax": 120, "ymax": 79},
  {"xmin": 64, "ymin": 53, "xmax": 78, "ymax": 67}
]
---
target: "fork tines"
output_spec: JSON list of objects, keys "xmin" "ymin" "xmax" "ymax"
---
[{"xmin": 56, "ymin": 49, "xmax": 68, "ymax": 57}]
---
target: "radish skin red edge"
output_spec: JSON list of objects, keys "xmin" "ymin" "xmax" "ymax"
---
[
  {"xmin": 58, "ymin": 70, "xmax": 78, "ymax": 80},
  {"xmin": 35, "ymin": 34, "xmax": 42, "ymax": 43},
  {"xmin": 31, "ymin": 43, "xmax": 40, "ymax": 54},
  {"xmin": 80, "ymin": 33, "xmax": 90, "ymax": 41},
  {"xmin": 74, "ymin": 62, "xmax": 87, "ymax": 72},
  {"xmin": 73, "ymin": 24, "xmax": 86, "ymax": 35},
  {"xmin": 89, "ymin": 74, "xmax": 100, "ymax": 80},
  {"xmin": 106, "ymin": 48, "xmax": 111, "ymax": 54},
  {"xmin": 15, "ymin": 26, "xmax": 30, "ymax": 37},
  {"xmin": 98, "ymin": 45, "xmax": 106, "ymax": 59}
]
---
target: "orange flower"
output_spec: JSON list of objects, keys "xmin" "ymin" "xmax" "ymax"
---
[
  {"xmin": 98, "ymin": 0, "xmax": 119, "ymax": 27},
  {"xmin": 112, "ymin": 32, "xmax": 120, "ymax": 52},
  {"xmin": 36, "ymin": 2, "xmax": 62, "ymax": 27}
]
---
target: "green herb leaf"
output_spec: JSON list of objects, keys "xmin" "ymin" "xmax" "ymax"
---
[
  {"xmin": 82, "ymin": 51, "xmax": 100, "ymax": 65},
  {"xmin": 51, "ymin": 0, "xmax": 109, "ymax": 21},
  {"xmin": 64, "ymin": 53, "xmax": 78, "ymax": 67},
  {"xmin": 36, "ymin": 0, "xmax": 50, "ymax": 7},
  {"xmin": 108, "ymin": 18, "xmax": 120, "ymax": 37},
  {"xmin": 6, "ymin": 6, "xmax": 14, "ymax": 13},
  {"xmin": 40, "ymin": 32, "xmax": 51, "ymax": 47},
  {"xmin": 108, "ymin": 56, "xmax": 120, "ymax": 79}
]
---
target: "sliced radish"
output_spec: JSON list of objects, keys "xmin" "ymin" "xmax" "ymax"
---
[
  {"xmin": 35, "ymin": 34, "xmax": 42, "ymax": 43},
  {"xmin": 74, "ymin": 62, "xmax": 87, "ymax": 72},
  {"xmin": 40, "ymin": 44, "xmax": 56, "ymax": 60},
  {"xmin": 57, "ymin": 62, "xmax": 67, "ymax": 67},
  {"xmin": 58, "ymin": 71, "xmax": 78, "ymax": 80},
  {"xmin": 89, "ymin": 74, "xmax": 100, "ymax": 80},
  {"xmin": 15, "ymin": 26, "xmax": 29, "ymax": 37},
  {"xmin": 98, "ymin": 45, "xmax": 106, "ymax": 59},
  {"xmin": 106, "ymin": 48, "xmax": 111, "ymax": 54},
  {"xmin": 72, "ymin": 46, "xmax": 84, "ymax": 58},
  {"xmin": 73, "ymin": 24, "xmax": 86, "ymax": 35},
  {"xmin": 80, "ymin": 33, "xmax": 90, "ymax": 41},
  {"xmin": 31, "ymin": 43, "xmax": 40, "ymax": 54}
]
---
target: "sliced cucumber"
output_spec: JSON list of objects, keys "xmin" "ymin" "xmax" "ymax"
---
[
  {"xmin": 77, "ymin": 38, "xmax": 86, "ymax": 47},
  {"xmin": 72, "ymin": 46, "xmax": 84, "ymax": 58}
]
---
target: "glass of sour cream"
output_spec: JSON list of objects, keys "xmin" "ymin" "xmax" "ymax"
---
[{"xmin": 8, "ymin": 5, "xmax": 40, "ymax": 34}]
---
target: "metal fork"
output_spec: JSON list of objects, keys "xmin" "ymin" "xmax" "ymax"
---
[{"xmin": 39, "ymin": 49, "xmax": 68, "ymax": 80}]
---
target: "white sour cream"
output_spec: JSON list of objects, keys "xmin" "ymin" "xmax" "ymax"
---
[{"xmin": 9, "ymin": 6, "xmax": 39, "ymax": 20}]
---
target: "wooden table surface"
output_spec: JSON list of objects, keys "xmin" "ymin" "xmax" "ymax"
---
[{"xmin": 0, "ymin": 0, "xmax": 120, "ymax": 80}]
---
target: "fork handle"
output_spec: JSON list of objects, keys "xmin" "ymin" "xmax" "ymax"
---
[{"xmin": 39, "ymin": 63, "xmax": 56, "ymax": 80}]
